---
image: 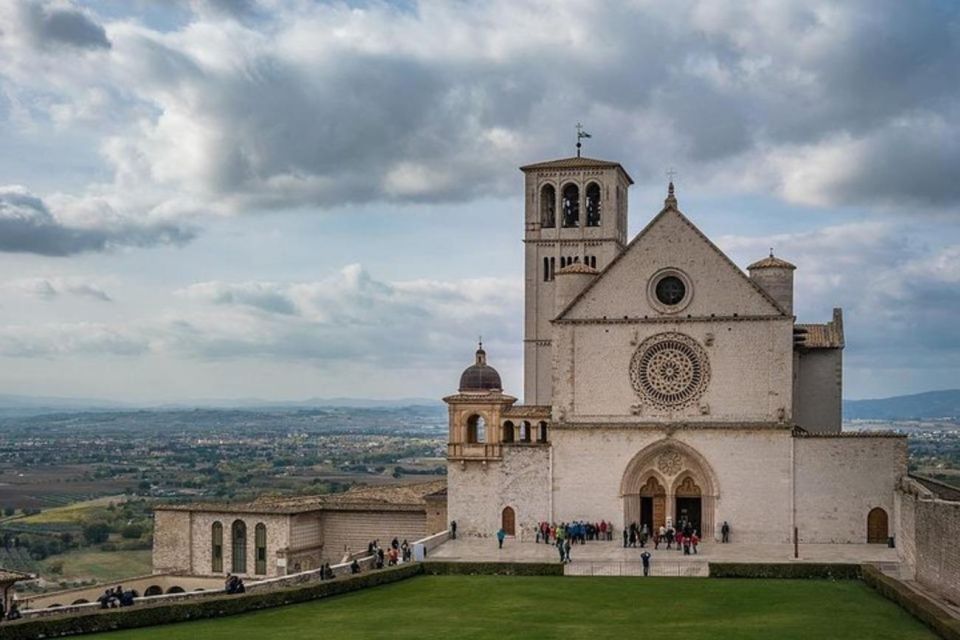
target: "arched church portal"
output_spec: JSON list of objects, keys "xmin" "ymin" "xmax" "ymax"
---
[{"xmin": 620, "ymin": 440, "xmax": 718, "ymax": 538}]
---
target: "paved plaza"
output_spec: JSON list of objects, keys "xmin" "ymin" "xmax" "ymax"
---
[{"xmin": 429, "ymin": 537, "xmax": 900, "ymax": 570}]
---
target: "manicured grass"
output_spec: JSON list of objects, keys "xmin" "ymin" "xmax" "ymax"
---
[
  {"xmin": 43, "ymin": 549, "xmax": 153, "ymax": 583},
  {"xmin": 85, "ymin": 575, "xmax": 936, "ymax": 640}
]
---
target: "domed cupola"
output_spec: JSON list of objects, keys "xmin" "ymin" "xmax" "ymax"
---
[{"xmin": 458, "ymin": 342, "xmax": 502, "ymax": 393}]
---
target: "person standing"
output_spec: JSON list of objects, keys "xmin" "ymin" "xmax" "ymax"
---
[
  {"xmin": 622, "ymin": 527, "xmax": 628, "ymax": 548},
  {"xmin": 496, "ymin": 527, "xmax": 506, "ymax": 549},
  {"xmin": 563, "ymin": 538, "xmax": 572, "ymax": 563},
  {"xmin": 721, "ymin": 521, "xmax": 730, "ymax": 543},
  {"xmin": 640, "ymin": 551, "xmax": 651, "ymax": 577},
  {"xmin": 691, "ymin": 531, "xmax": 700, "ymax": 554},
  {"xmin": 450, "ymin": 520, "xmax": 458, "ymax": 540}
]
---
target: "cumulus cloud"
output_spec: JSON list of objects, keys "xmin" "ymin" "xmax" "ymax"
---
[
  {"xmin": 0, "ymin": 186, "xmax": 195, "ymax": 256},
  {"xmin": 718, "ymin": 224, "xmax": 960, "ymax": 383},
  {"xmin": 4, "ymin": 0, "xmax": 110, "ymax": 50},
  {"xmin": 5, "ymin": 277, "xmax": 112, "ymax": 301},
  {"xmin": 0, "ymin": 323, "xmax": 148, "ymax": 357},
  {"xmin": 3, "ymin": 0, "xmax": 958, "ymax": 217},
  {"xmin": 0, "ymin": 265, "xmax": 521, "ymax": 367},
  {"xmin": 173, "ymin": 264, "xmax": 522, "ymax": 364}
]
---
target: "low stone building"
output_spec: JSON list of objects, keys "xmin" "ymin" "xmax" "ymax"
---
[{"xmin": 152, "ymin": 480, "xmax": 446, "ymax": 579}]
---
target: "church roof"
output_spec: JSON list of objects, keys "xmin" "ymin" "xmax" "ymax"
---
[
  {"xmin": 155, "ymin": 480, "xmax": 447, "ymax": 515},
  {"xmin": 0, "ymin": 568, "xmax": 33, "ymax": 583},
  {"xmin": 554, "ymin": 188, "xmax": 790, "ymax": 321},
  {"xmin": 519, "ymin": 156, "xmax": 634, "ymax": 184},
  {"xmin": 458, "ymin": 345, "xmax": 503, "ymax": 392},
  {"xmin": 556, "ymin": 262, "xmax": 599, "ymax": 275},
  {"xmin": 748, "ymin": 254, "xmax": 797, "ymax": 270},
  {"xmin": 794, "ymin": 308, "xmax": 844, "ymax": 350}
]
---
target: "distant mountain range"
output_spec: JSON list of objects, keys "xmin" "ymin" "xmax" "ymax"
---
[
  {"xmin": 2, "ymin": 390, "xmax": 957, "ymax": 421},
  {"xmin": 0, "ymin": 394, "xmax": 440, "ymax": 417},
  {"xmin": 844, "ymin": 389, "xmax": 960, "ymax": 421}
]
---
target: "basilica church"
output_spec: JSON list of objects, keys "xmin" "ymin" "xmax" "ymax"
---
[{"xmin": 445, "ymin": 154, "xmax": 906, "ymax": 545}]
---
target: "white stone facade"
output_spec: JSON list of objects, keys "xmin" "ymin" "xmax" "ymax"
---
[{"xmin": 446, "ymin": 155, "xmax": 907, "ymax": 547}]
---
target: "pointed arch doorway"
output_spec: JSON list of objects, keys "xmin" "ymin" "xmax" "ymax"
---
[
  {"xmin": 639, "ymin": 477, "xmax": 666, "ymax": 531},
  {"xmin": 674, "ymin": 476, "xmax": 702, "ymax": 532}
]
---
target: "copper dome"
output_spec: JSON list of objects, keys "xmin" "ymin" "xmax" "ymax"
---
[{"xmin": 458, "ymin": 344, "xmax": 502, "ymax": 392}]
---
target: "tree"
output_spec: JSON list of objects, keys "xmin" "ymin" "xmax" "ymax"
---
[
  {"xmin": 2, "ymin": 505, "xmax": 14, "ymax": 517},
  {"xmin": 83, "ymin": 522, "xmax": 111, "ymax": 545},
  {"xmin": 121, "ymin": 524, "xmax": 144, "ymax": 540}
]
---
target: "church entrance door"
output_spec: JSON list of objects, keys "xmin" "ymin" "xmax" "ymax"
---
[
  {"xmin": 638, "ymin": 477, "xmax": 666, "ymax": 530},
  {"xmin": 674, "ymin": 476, "xmax": 703, "ymax": 533},
  {"xmin": 501, "ymin": 506, "xmax": 516, "ymax": 536}
]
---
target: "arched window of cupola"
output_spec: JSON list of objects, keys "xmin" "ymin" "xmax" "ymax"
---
[
  {"xmin": 540, "ymin": 184, "xmax": 556, "ymax": 228},
  {"xmin": 586, "ymin": 182, "xmax": 601, "ymax": 226},
  {"xmin": 466, "ymin": 414, "xmax": 486, "ymax": 444},
  {"xmin": 561, "ymin": 184, "xmax": 579, "ymax": 228}
]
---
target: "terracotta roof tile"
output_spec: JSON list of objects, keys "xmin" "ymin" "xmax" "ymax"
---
[{"xmin": 748, "ymin": 254, "xmax": 797, "ymax": 270}]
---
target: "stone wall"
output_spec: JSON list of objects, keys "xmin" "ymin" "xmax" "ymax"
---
[
  {"xmin": 447, "ymin": 444, "xmax": 550, "ymax": 538},
  {"xmin": 319, "ymin": 510, "xmax": 426, "ymax": 562},
  {"xmin": 793, "ymin": 349, "xmax": 842, "ymax": 433},
  {"xmin": 152, "ymin": 511, "xmax": 192, "ymax": 575},
  {"xmin": 794, "ymin": 435, "xmax": 905, "ymax": 543},
  {"xmin": 552, "ymin": 319, "xmax": 794, "ymax": 424},
  {"xmin": 898, "ymin": 479, "xmax": 960, "ymax": 605},
  {"xmin": 551, "ymin": 427, "xmax": 794, "ymax": 543}
]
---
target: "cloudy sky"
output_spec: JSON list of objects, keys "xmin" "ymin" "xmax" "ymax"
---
[{"xmin": 0, "ymin": 0, "xmax": 957, "ymax": 403}]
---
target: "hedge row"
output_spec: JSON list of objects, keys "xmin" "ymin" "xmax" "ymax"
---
[
  {"xmin": 423, "ymin": 561, "xmax": 563, "ymax": 576},
  {"xmin": 861, "ymin": 565, "xmax": 960, "ymax": 640},
  {"xmin": 2, "ymin": 563, "xmax": 423, "ymax": 640},
  {"xmin": 709, "ymin": 562, "xmax": 862, "ymax": 580}
]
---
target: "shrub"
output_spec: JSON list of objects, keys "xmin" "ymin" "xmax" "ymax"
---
[
  {"xmin": 423, "ymin": 562, "xmax": 563, "ymax": 576},
  {"xmin": 708, "ymin": 563, "xmax": 862, "ymax": 580},
  {"xmin": 82, "ymin": 522, "xmax": 111, "ymax": 545},
  {"xmin": 3, "ymin": 505, "xmax": 14, "ymax": 517},
  {"xmin": 121, "ymin": 524, "xmax": 145, "ymax": 539}
]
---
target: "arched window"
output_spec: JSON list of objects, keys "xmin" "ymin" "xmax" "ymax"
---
[
  {"xmin": 211, "ymin": 521, "xmax": 223, "ymax": 573},
  {"xmin": 502, "ymin": 421, "xmax": 515, "ymax": 443},
  {"xmin": 521, "ymin": 421, "xmax": 531, "ymax": 443},
  {"xmin": 561, "ymin": 184, "xmax": 579, "ymax": 228},
  {"xmin": 549, "ymin": 257, "xmax": 555, "ymax": 279},
  {"xmin": 586, "ymin": 182, "xmax": 601, "ymax": 226},
  {"xmin": 231, "ymin": 520, "xmax": 247, "ymax": 573},
  {"xmin": 538, "ymin": 421, "xmax": 548, "ymax": 443},
  {"xmin": 255, "ymin": 523, "xmax": 267, "ymax": 575},
  {"xmin": 466, "ymin": 414, "xmax": 486, "ymax": 444},
  {"xmin": 543, "ymin": 257, "xmax": 549, "ymax": 282},
  {"xmin": 540, "ymin": 184, "xmax": 556, "ymax": 228}
]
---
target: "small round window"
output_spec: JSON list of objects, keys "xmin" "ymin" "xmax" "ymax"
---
[{"xmin": 655, "ymin": 276, "xmax": 686, "ymax": 306}]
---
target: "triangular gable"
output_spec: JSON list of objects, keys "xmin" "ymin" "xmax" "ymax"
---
[{"xmin": 556, "ymin": 203, "xmax": 788, "ymax": 321}]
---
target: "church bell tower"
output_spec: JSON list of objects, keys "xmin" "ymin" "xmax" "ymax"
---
[{"xmin": 519, "ymin": 153, "xmax": 633, "ymax": 405}]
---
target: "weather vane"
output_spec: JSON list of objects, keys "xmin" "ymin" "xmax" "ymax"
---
[{"xmin": 575, "ymin": 122, "xmax": 591, "ymax": 157}]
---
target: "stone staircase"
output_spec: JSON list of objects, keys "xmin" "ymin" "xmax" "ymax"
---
[{"xmin": 564, "ymin": 559, "xmax": 709, "ymax": 577}]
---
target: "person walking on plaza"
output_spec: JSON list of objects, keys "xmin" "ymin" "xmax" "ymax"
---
[
  {"xmin": 451, "ymin": 520, "xmax": 457, "ymax": 540},
  {"xmin": 691, "ymin": 531, "xmax": 700, "ymax": 554},
  {"xmin": 641, "ymin": 551, "xmax": 651, "ymax": 577},
  {"xmin": 721, "ymin": 521, "xmax": 730, "ymax": 543},
  {"xmin": 622, "ymin": 527, "xmax": 628, "ymax": 548},
  {"xmin": 496, "ymin": 527, "xmax": 506, "ymax": 549},
  {"xmin": 563, "ymin": 538, "xmax": 572, "ymax": 563}
]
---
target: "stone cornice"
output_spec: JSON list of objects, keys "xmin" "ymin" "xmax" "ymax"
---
[
  {"xmin": 550, "ymin": 421, "xmax": 791, "ymax": 431},
  {"xmin": 554, "ymin": 314, "xmax": 794, "ymax": 325}
]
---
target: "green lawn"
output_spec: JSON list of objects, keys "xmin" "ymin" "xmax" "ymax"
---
[{"xmin": 83, "ymin": 575, "xmax": 936, "ymax": 640}]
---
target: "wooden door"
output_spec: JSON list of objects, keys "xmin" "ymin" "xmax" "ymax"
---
[
  {"xmin": 867, "ymin": 507, "xmax": 888, "ymax": 544},
  {"xmin": 502, "ymin": 506, "xmax": 516, "ymax": 536}
]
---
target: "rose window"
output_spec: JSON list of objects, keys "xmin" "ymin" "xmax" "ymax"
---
[{"xmin": 630, "ymin": 333, "xmax": 710, "ymax": 409}]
